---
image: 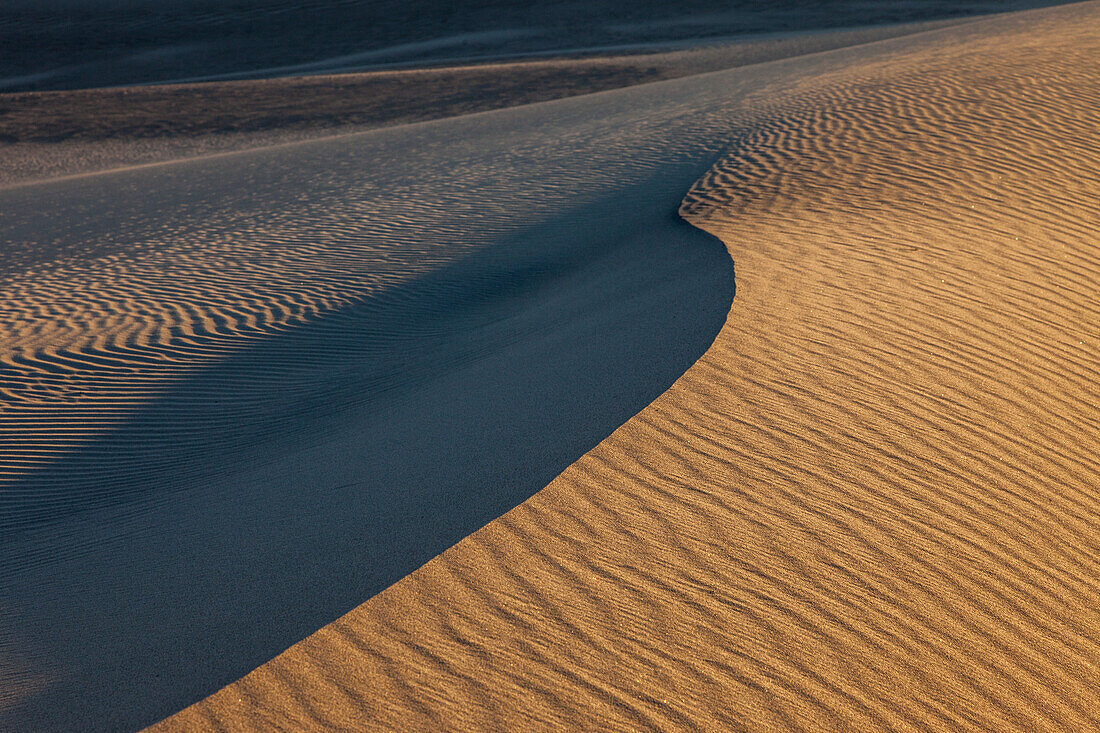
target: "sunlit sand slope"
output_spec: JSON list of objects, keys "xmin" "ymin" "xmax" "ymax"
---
[{"xmin": 159, "ymin": 3, "xmax": 1100, "ymax": 730}]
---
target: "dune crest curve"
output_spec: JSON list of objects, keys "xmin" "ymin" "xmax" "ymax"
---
[
  {"xmin": 155, "ymin": 3, "xmax": 1100, "ymax": 731},
  {"xmin": 1, "ymin": 49, "xmax": 747, "ymax": 730}
]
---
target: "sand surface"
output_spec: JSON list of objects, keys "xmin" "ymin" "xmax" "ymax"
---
[
  {"xmin": 2, "ymin": 1, "xmax": 1099, "ymax": 731},
  {"xmin": 147, "ymin": 2, "xmax": 1100, "ymax": 731},
  {"xmin": 3, "ymin": 34, "xmax": 755, "ymax": 731},
  {"xmin": 0, "ymin": 20, "xmax": 962, "ymax": 188}
]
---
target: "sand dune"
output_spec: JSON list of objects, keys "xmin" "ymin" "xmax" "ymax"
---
[
  {"xmin": 2, "ymin": 51, "xmax": 753, "ymax": 729},
  {"xmin": 149, "ymin": 2, "xmax": 1100, "ymax": 730},
  {"xmin": 0, "ymin": 19, "xmax": 966, "ymax": 188},
  {"xmin": 3, "ymin": 1, "xmax": 1099, "ymax": 730}
]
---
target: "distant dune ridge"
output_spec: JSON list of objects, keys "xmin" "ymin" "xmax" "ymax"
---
[
  {"xmin": 151, "ymin": 2, "xmax": 1100, "ymax": 731},
  {"xmin": 0, "ymin": 0, "xmax": 1062, "ymax": 92},
  {"xmin": 0, "ymin": 19, "xmax": 985, "ymax": 188},
  {"xmin": 0, "ymin": 1, "xmax": 1064, "ymax": 188}
]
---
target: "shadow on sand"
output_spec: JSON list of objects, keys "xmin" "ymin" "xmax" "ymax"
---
[{"xmin": 1, "ymin": 183, "xmax": 734, "ymax": 731}]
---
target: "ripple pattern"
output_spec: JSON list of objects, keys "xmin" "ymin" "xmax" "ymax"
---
[
  {"xmin": 158, "ymin": 3, "xmax": 1100, "ymax": 731},
  {"xmin": 1, "ymin": 52, "xmax": 756, "ymax": 729},
  {"xmin": 0, "ymin": 104, "xmax": 733, "ymax": 539}
]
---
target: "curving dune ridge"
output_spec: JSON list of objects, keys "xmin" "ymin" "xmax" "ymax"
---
[
  {"xmin": 155, "ymin": 2, "xmax": 1100, "ymax": 731},
  {"xmin": 3, "ymin": 30, "xmax": 755, "ymax": 729}
]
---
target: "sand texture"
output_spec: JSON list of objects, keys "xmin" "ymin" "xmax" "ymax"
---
[
  {"xmin": 0, "ymin": 19, "xmax": 962, "ymax": 188},
  {"xmin": 2, "ymin": 1, "xmax": 1099, "ymax": 731},
  {"xmin": 151, "ymin": 3, "xmax": 1100, "ymax": 731},
  {"xmin": 3, "ymin": 38, "xmax": 754, "ymax": 730}
]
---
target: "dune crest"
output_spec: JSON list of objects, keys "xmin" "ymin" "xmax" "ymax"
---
[
  {"xmin": 2, "ymin": 39, "xmax": 748, "ymax": 729},
  {"xmin": 155, "ymin": 3, "xmax": 1100, "ymax": 730}
]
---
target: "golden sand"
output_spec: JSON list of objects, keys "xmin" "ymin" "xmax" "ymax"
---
[{"xmin": 155, "ymin": 3, "xmax": 1100, "ymax": 730}]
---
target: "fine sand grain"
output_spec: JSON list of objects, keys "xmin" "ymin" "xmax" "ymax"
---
[{"xmin": 153, "ymin": 2, "xmax": 1100, "ymax": 731}]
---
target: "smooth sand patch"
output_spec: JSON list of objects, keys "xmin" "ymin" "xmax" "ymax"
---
[{"xmin": 152, "ymin": 2, "xmax": 1100, "ymax": 730}]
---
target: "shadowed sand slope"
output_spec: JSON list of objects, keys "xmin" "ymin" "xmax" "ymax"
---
[
  {"xmin": 156, "ymin": 2, "xmax": 1100, "ymax": 731},
  {"xmin": 0, "ymin": 48, "xmax": 756, "ymax": 730}
]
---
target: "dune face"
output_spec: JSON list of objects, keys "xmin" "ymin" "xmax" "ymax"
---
[
  {"xmin": 0, "ymin": 65, "xmax": 748, "ymax": 729},
  {"xmin": 150, "ymin": 3, "xmax": 1100, "ymax": 731}
]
